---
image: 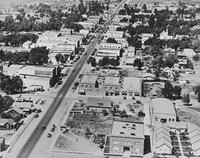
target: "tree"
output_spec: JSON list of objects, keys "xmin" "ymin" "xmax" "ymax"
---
[
  {"xmin": 78, "ymin": 0, "xmax": 86, "ymax": 15},
  {"xmin": 118, "ymin": 9, "xmax": 126, "ymax": 15},
  {"xmin": 120, "ymin": 110, "xmax": 127, "ymax": 118},
  {"xmin": 110, "ymin": 58, "xmax": 120, "ymax": 68},
  {"xmin": 174, "ymin": 86, "xmax": 182, "ymax": 98},
  {"xmin": 102, "ymin": 110, "xmax": 108, "ymax": 116},
  {"xmin": 182, "ymin": 93, "xmax": 190, "ymax": 104},
  {"xmin": 120, "ymin": 48, "xmax": 124, "ymax": 57},
  {"xmin": 29, "ymin": 47, "xmax": 49, "ymax": 65},
  {"xmin": 138, "ymin": 111, "xmax": 145, "ymax": 117},
  {"xmin": 55, "ymin": 54, "xmax": 65, "ymax": 63},
  {"xmin": 133, "ymin": 58, "xmax": 143, "ymax": 70},
  {"xmin": 90, "ymin": 57, "xmax": 97, "ymax": 67},
  {"xmin": 106, "ymin": 38, "xmax": 117, "ymax": 43},
  {"xmin": 127, "ymin": 35, "xmax": 142, "ymax": 50},
  {"xmin": 95, "ymin": 80, "xmax": 99, "ymax": 88},
  {"xmin": 192, "ymin": 54, "xmax": 200, "ymax": 61},
  {"xmin": 120, "ymin": 17, "xmax": 128, "ymax": 23},
  {"xmin": 2, "ymin": 95, "xmax": 14, "ymax": 111},
  {"xmin": 142, "ymin": 4, "xmax": 147, "ymax": 12},
  {"xmin": 162, "ymin": 81, "xmax": 174, "ymax": 99}
]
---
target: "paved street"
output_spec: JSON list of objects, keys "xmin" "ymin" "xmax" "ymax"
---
[{"xmin": 3, "ymin": 0, "xmax": 127, "ymax": 158}]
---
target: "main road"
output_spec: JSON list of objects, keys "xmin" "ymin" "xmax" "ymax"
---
[{"xmin": 5, "ymin": 0, "xmax": 127, "ymax": 158}]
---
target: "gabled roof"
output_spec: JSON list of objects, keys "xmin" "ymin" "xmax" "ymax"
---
[
  {"xmin": 0, "ymin": 118, "xmax": 14, "ymax": 126},
  {"xmin": 155, "ymin": 137, "xmax": 172, "ymax": 149},
  {"xmin": 189, "ymin": 129, "xmax": 200, "ymax": 139}
]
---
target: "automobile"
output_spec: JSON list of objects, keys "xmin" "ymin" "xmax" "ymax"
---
[
  {"xmin": 42, "ymin": 125, "xmax": 46, "ymax": 130},
  {"xmin": 51, "ymin": 127, "xmax": 55, "ymax": 132},
  {"xmin": 34, "ymin": 114, "xmax": 39, "ymax": 118},
  {"xmin": 47, "ymin": 133, "xmax": 52, "ymax": 138}
]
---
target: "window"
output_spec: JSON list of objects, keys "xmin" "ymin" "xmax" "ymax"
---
[
  {"xmin": 120, "ymin": 132, "xmax": 125, "ymax": 134},
  {"xmin": 131, "ymin": 133, "xmax": 135, "ymax": 136},
  {"xmin": 122, "ymin": 126, "xmax": 126, "ymax": 129}
]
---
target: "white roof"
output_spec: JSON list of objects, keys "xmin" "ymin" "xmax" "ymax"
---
[
  {"xmin": 104, "ymin": 77, "xmax": 120, "ymax": 85},
  {"xmin": 122, "ymin": 77, "xmax": 141, "ymax": 92},
  {"xmin": 81, "ymin": 75, "xmax": 97, "ymax": 84},
  {"xmin": 111, "ymin": 120, "xmax": 144, "ymax": 139},
  {"xmin": 152, "ymin": 98, "xmax": 176, "ymax": 115},
  {"xmin": 182, "ymin": 49, "xmax": 196, "ymax": 57}
]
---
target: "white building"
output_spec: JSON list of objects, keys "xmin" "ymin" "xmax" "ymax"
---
[
  {"xmin": 152, "ymin": 98, "xmax": 177, "ymax": 123},
  {"xmin": 104, "ymin": 31, "xmax": 124, "ymax": 40},
  {"xmin": 122, "ymin": 77, "xmax": 142, "ymax": 97}
]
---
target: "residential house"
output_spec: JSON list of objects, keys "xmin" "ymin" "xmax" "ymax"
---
[
  {"xmin": 86, "ymin": 97, "xmax": 112, "ymax": 112},
  {"xmin": 122, "ymin": 77, "xmax": 142, "ymax": 97},
  {"xmin": 0, "ymin": 118, "xmax": 14, "ymax": 130},
  {"xmin": 152, "ymin": 98, "xmax": 177, "ymax": 123},
  {"xmin": 4, "ymin": 107, "xmax": 25, "ymax": 121},
  {"xmin": 79, "ymin": 29, "xmax": 90, "ymax": 37},
  {"xmin": 104, "ymin": 120, "xmax": 144, "ymax": 157},
  {"xmin": 102, "ymin": 77, "xmax": 121, "ymax": 96},
  {"xmin": 159, "ymin": 28, "xmax": 173, "ymax": 40},
  {"xmin": 141, "ymin": 33, "xmax": 154, "ymax": 44}
]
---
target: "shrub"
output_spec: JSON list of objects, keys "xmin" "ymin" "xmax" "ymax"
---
[{"xmin": 192, "ymin": 54, "xmax": 200, "ymax": 61}]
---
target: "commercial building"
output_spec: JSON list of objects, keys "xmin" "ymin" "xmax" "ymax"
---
[
  {"xmin": 99, "ymin": 43, "xmax": 122, "ymax": 50},
  {"xmin": 104, "ymin": 120, "xmax": 144, "ymax": 157},
  {"xmin": 86, "ymin": 97, "xmax": 112, "ymax": 112},
  {"xmin": 96, "ymin": 49, "xmax": 120, "ymax": 58},
  {"xmin": 104, "ymin": 31, "xmax": 124, "ymax": 40},
  {"xmin": 152, "ymin": 98, "xmax": 177, "ymax": 123},
  {"xmin": 102, "ymin": 77, "xmax": 121, "ymax": 96},
  {"xmin": 18, "ymin": 66, "xmax": 55, "ymax": 90},
  {"xmin": 122, "ymin": 77, "xmax": 142, "ymax": 97},
  {"xmin": 79, "ymin": 75, "xmax": 98, "ymax": 90},
  {"xmin": 49, "ymin": 44, "xmax": 75, "ymax": 64},
  {"xmin": 153, "ymin": 125, "xmax": 172, "ymax": 154}
]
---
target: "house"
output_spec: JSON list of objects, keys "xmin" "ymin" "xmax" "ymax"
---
[
  {"xmin": 122, "ymin": 77, "xmax": 142, "ymax": 97},
  {"xmin": 86, "ymin": 97, "xmax": 112, "ymax": 112},
  {"xmin": 102, "ymin": 77, "xmax": 121, "ymax": 96},
  {"xmin": 152, "ymin": 98, "xmax": 177, "ymax": 123},
  {"xmin": 126, "ymin": 47, "xmax": 136, "ymax": 58},
  {"xmin": 182, "ymin": 48, "xmax": 196, "ymax": 58},
  {"xmin": 79, "ymin": 29, "xmax": 90, "ymax": 37},
  {"xmin": 0, "ymin": 137, "xmax": 5, "ymax": 152},
  {"xmin": 59, "ymin": 28, "xmax": 74, "ymax": 35},
  {"xmin": 0, "ymin": 118, "xmax": 14, "ymax": 130},
  {"xmin": 108, "ymin": 24, "xmax": 120, "ymax": 31},
  {"xmin": 78, "ymin": 21, "xmax": 96, "ymax": 30},
  {"xmin": 141, "ymin": 33, "xmax": 154, "ymax": 44},
  {"xmin": 159, "ymin": 28, "xmax": 173, "ymax": 40},
  {"xmin": 4, "ymin": 107, "xmax": 25, "ymax": 120},
  {"xmin": 104, "ymin": 120, "xmax": 144, "ymax": 157}
]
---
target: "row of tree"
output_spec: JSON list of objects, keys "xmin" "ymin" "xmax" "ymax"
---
[
  {"xmin": 0, "ymin": 73, "xmax": 23, "ymax": 94},
  {"xmin": 0, "ymin": 33, "xmax": 38, "ymax": 47},
  {"xmin": 0, "ymin": 47, "xmax": 49, "ymax": 65}
]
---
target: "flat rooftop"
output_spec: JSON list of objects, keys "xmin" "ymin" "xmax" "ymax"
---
[
  {"xmin": 111, "ymin": 120, "xmax": 144, "ymax": 139},
  {"xmin": 104, "ymin": 77, "xmax": 120, "ymax": 85},
  {"xmin": 122, "ymin": 77, "xmax": 141, "ymax": 91},
  {"xmin": 81, "ymin": 75, "xmax": 98, "ymax": 84},
  {"xmin": 152, "ymin": 98, "xmax": 176, "ymax": 115}
]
